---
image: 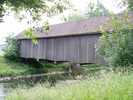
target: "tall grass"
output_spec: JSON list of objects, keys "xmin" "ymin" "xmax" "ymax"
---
[{"xmin": 6, "ymin": 71, "xmax": 133, "ymax": 100}]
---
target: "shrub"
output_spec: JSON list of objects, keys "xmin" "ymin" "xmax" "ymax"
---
[
  {"xmin": 98, "ymin": 12, "xmax": 133, "ymax": 66},
  {"xmin": 3, "ymin": 35, "xmax": 20, "ymax": 61}
]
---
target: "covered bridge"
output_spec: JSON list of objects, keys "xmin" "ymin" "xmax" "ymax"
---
[{"xmin": 15, "ymin": 13, "xmax": 133, "ymax": 64}]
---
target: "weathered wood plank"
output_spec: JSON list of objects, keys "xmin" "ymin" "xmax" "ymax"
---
[{"xmin": 18, "ymin": 34, "xmax": 104, "ymax": 64}]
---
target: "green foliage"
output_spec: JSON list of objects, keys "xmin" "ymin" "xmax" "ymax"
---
[
  {"xmin": 98, "ymin": 12, "xmax": 133, "ymax": 66},
  {"xmin": 85, "ymin": 1, "xmax": 109, "ymax": 17},
  {"xmin": 128, "ymin": 0, "xmax": 133, "ymax": 10},
  {"xmin": 43, "ymin": 21, "xmax": 50, "ymax": 32},
  {"xmin": 6, "ymin": 71, "xmax": 133, "ymax": 100},
  {"xmin": 0, "ymin": 0, "xmax": 44, "ymax": 19},
  {"xmin": 0, "ymin": 0, "xmax": 71, "ymax": 22},
  {"xmin": 24, "ymin": 28, "xmax": 38, "ymax": 44},
  {"xmin": 63, "ymin": 1, "xmax": 109, "ymax": 22},
  {"xmin": 46, "ymin": 0, "xmax": 71, "ymax": 17},
  {"xmin": 23, "ymin": 20, "xmax": 50, "ymax": 42},
  {"xmin": 117, "ymin": 0, "xmax": 133, "ymax": 11},
  {"xmin": 3, "ymin": 35, "xmax": 20, "ymax": 61}
]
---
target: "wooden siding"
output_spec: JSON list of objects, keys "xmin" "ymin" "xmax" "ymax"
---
[{"xmin": 19, "ymin": 34, "xmax": 103, "ymax": 63}]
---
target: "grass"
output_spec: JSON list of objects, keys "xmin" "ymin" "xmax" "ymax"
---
[
  {"xmin": 41, "ymin": 63, "xmax": 66, "ymax": 72},
  {"xmin": 6, "ymin": 71, "xmax": 133, "ymax": 100},
  {"xmin": 0, "ymin": 56, "xmax": 71, "ymax": 77},
  {"xmin": 0, "ymin": 56, "xmax": 73, "ymax": 77},
  {"xmin": 0, "ymin": 56, "xmax": 40, "ymax": 77}
]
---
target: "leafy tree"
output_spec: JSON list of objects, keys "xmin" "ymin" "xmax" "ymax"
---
[
  {"xmin": 24, "ymin": 28, "xmax": 38, "ymax": 44},
  {"xmin": 128, "ymin": 0, "xmax": 133, "ymax": 10},
  {"xmin": 3, "ymin": 35, "xmax": 20, "ymax": 61},
  {"xmin": 85, "ymin": 0, "xmax": 109, "ymax": 17},
  {"xmin": 122, "ymin": 0, "xmax": 133, "ymax": 10},
  {"xmin": 98, "ymin": 12, "xmax": 133, "ymax": 66},
  {"xmin": 63, "ymin": 0, "xmax": 109, "ymax": 22},
  {"xmin": 0, "ymin": 0, "xmax": 71, "ymax": 40},
  {"xmin": 118, "ymin": 0, "xmax": 133, "ymax": 11},
  {"xmin": 0, "ymin": 0, "xmax": 71, "ymax": 21}
]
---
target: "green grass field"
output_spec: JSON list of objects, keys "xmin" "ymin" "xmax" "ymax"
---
[{"xmin": 6, "ymin": 71, "xmax": 133, "ymax": 100}]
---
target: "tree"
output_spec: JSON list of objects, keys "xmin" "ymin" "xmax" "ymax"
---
[
  {"xmin": 85, "ymin": 0, "xmax": 109, "ymax": 17},
  {"xmin": 128, "ymin": 0, "xmax": 133, "ymax": 10},
  {"xmin": 63, "ymin": 0, "xmax": 109, "ymax": 22},
  {"xmin": 0, "ymin": 0, "xmax": 71, "ymax": 21},
  {"xmin": 118, "ymin": 0, "xmax": 133, "ymax": 11},
  {"xmin": 0, "ymin": 0, "xmax": 71, "ymax": 39},
  {"xmin": 3, "ymin": 35, "xmax": 20, "ymax": 61},
  {"xmin": 98, "ymin": 12, "xmax": 133, "ymax": 66}
]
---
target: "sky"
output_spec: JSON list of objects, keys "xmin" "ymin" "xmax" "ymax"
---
[{"xmin": 0, "ymin": 0, "xmax": 126, "ymax": 44}]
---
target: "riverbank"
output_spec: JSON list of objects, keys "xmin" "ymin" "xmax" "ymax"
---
[
  {"xmin": 0, "ymin": 57, "xmax": 39, "ymax": 77},
  {"xmin": 0, "ymin": 56, "xmax": 96, "ymax": 78},
  {"xmin": 0, "ymin": 71, "xmax": 71, "ymax": 83},
  {"xmin": 0, "ymin": 56, "xmax": 66, "ymax": 77}
]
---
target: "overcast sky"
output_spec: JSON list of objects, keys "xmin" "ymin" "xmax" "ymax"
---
[{"xmin": 0, "ymin": 0, "xmax": 126, "ymax": 44}]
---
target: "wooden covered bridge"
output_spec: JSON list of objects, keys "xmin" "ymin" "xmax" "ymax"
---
[{"xmin": 15, "ymin": 13, "xmax": 133, "ymax": 64}]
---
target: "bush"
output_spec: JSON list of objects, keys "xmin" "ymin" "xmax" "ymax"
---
[
  {"xmin": 98, "ymin": 12, "xmax": 133, "ymax": 66},
  {"xmin": 3, "ymin": 35, "xmax": 20, "ymax": 61}
]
